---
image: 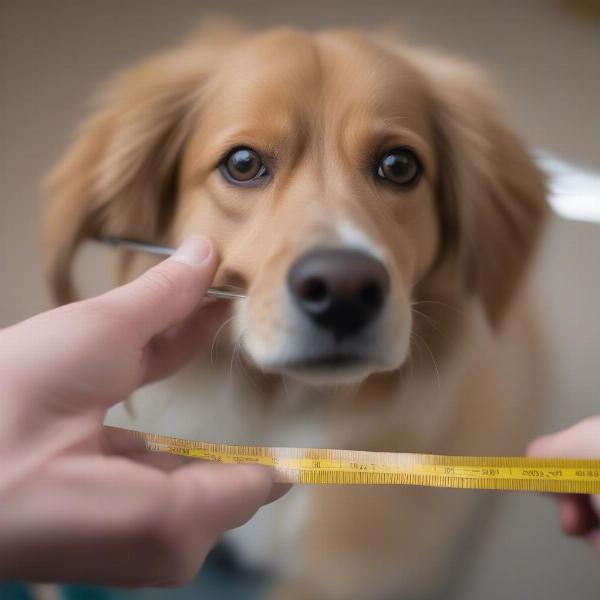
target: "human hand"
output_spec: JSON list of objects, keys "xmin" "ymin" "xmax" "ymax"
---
[
  {"xmin": 0, "ymin": 236, "xmax": 289, "ymax": 586},
  {"xmin": 527, "ymin": 417, "xmax": 600, "ymax": 554}
]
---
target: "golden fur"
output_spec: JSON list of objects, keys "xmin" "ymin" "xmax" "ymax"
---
[{"xmin": 44, "ymin": 22, "xmax": 549, "ymax": 600}]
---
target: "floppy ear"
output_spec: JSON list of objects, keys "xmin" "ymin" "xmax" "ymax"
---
[
  {"xmin": 417, "ymin": 54, "xmax": 550, "ymax": 326},
  {"xmin": 44, "ymin": 22, "xmax": 246, "ymax": 304}
]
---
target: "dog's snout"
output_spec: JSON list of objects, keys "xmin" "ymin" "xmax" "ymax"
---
[{"xmin": 288, "ymin": 249, "xmax": 389, "ymax": 339}]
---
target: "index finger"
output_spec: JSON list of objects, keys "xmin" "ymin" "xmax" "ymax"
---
[
  {"xmin": 527, "ymin": 416, "xmax": 600, "ymax": 459},
  {"xmin": 95, "ymin": 236, "xmax": 218, "ymax": 344}
]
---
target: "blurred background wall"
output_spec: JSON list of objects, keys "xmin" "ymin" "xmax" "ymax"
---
[{"xmin": 1, "ymin": 1, "xmax": 599, "ymax": 599}]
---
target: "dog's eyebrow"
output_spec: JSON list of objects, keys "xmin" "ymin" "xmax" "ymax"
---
[
  {"xmin": 366, "ymin": 126, "xmax": 433, "ymax": 168},
  {"xmin": 94, "ymin": 235, "xmax": 246, "ymax": 300}
]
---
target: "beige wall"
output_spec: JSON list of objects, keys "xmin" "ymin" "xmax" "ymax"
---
[{"xmin": 1, "ymin": 2, "xmax": 599, "ymax": 598}]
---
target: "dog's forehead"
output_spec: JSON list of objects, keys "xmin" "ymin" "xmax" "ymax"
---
[
  {"xmin": 201, "ymin": 29, "xmax": 432, "ymax": 130},
  {"xmin": 201, "ymin": 30, "xmax": 321, "ymax": 121}
]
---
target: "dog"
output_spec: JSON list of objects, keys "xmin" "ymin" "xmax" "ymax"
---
[{"xmin": 44, "ymin": 21, "xmax": 549, "ymax": 600}]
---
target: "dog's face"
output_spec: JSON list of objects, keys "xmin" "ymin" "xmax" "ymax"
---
[
  {"xmin": 175, "ymin": 31, "xmax": 440, "ymax": 383},
  {"xmin": 45, "ymin": 24, "xmax": 548, "ymax": 386}
]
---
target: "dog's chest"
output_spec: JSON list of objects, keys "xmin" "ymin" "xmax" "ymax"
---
[
  {"xmin": 105, "ymin": 360, "xmax": 328, "ymax": 574},
  {"xmin": 106, "ymin": 359, "xmax": 329, "ymax": 447},
  {"xmin": 103, "ymin": 348, "xmax": 471, "ymax": 577}
]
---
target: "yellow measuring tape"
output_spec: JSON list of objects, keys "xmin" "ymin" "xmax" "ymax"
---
[{"xmin": 126, "ymin": 428, "xmax": 600, "ymax": 494}]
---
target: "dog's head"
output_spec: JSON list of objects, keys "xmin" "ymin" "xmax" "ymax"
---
[{"xmin": 45, "ymin": 23, "xmax": 548, "ymax": 386}]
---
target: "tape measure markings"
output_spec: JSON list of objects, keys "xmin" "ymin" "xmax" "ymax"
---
[{"xmin": 117, "ymin": 428, "xmax": 600, "ymax": 494}]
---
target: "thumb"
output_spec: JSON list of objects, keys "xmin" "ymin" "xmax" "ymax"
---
[
  {"xmin": 527, "ymin": 416, "xmax": 600, "ymax": 459},
  {"xmin": 169, "ymin": 463, "xmax": 281, "ymax": 534},
  {"xmin": 96, "ymin": 236, "xmax": 218, "ymax": 344}
]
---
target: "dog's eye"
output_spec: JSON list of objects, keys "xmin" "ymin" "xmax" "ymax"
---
[
  {"xmin": 376, "ymin": 147, "xmax": 422, "ymax": 187},
  {"xmin": 220, "ymin": 147, "xmax": 268, "ymax": 185}
]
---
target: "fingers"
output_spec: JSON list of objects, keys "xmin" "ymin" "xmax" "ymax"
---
[
  {"xmin": 94, "ymin": 236, "xmax": 219, "ymax": 346},
  {"xmin": 103, "ymin": 425, "xmax": 293, "ymax": 502},
  {"xmin": 528, "ymin": 417, "xmax": 600, "ymax": 544},
  {"xmin": 169, "ymin": 463, "xmax": 278, "ymax": 533},
  {"xmin": 101, "ymin": 451, "xmax": 285, "ymax": 546},
  {"xmin": 104, "ymin": 424, "xmax": 291, "ymax": 505},
  {"xmin": 557, "ymin": 494, "xmax": 599, "ymax": 536},
  {"xmin": 145, "ymin": 463, "xmax": 286, "ymax": 586},
  {"xmin": 2, "ymin": 451, "xmax": 290, "ymax": 587},
  {"xmin": 102, "ymin": 425, "xmax": 148, "ymax": 455},
  {"xmin": 266, "ymin": 483, "xmax": 294, "ymax": 504},
  {"xmin": 527, "ymin": 416, "xmax": 600, "ymax": 459},
  {"xmin": 113, "ymin": 462, "xmax": 284, "ymax": 586},
  {"xmin": 141, "ymin": 300, "xmax": 230, "ymax": 384},
  {"xmin": 102, "ymin": 427, "xmax": 183, "ymax": 472}
]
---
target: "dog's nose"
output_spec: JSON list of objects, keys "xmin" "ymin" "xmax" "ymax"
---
[{"xmin": 288, "ymin": 248, "xmax": 389, "ymax": 339}]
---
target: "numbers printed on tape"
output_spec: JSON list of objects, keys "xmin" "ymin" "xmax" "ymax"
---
[{"xmin": 114, "ymin": 427, "xmax": 600, "ymax": 494}]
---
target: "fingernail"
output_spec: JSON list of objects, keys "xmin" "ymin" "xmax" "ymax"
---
[{"xmin": 172, "ymin": 236, "xmax": 211, "ymax": 265}]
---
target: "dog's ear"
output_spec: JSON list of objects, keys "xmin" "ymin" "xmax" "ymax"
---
[
  {"xmin": 44, "ymin": 21, "xmax": 246, "ymax": 304},
  {"xmin": 414, "ymin": 53, "xmax": 549, "ymax": 327}
]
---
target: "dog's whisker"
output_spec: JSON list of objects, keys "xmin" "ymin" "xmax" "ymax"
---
[
  {"xmin": 411, "ymin": 307, "xmax": 453, "ymax": 348},
  {"xmin": 234, "ymin": 334, "xmax": 266, "ymax": 396},
  {"xmin": 228, "ymin": 334, "xmax": 242, "ymax": 384},
  {"xmin": 411, "ymin": 299, "xmax": 465, "ymax": 318},
  {"xmin": 408, "ymin": 331, "xmax": 423, "ymax": 378},
  {"xmin": 210, "ymin": 315, "xmax": 240, "ymax": 366},
  {"xmin": 411, "ymin": 307, "xmax": 441, "ymax": 330},
  {"xmin": 411, "ymin": 308, "xmax": 469, "ymax": 370},
  {"xmin": 411, "ymin": 330, "xmax": 441, "ymax": 392}
]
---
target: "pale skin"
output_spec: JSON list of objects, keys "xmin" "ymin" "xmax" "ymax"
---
[
  {"xmin": 0, "ymin": 236, "xmax": 289, "ymax": 587},
  {"xmin": 528, "ymin": 418, "xmax": 600, "ymax": 554}
]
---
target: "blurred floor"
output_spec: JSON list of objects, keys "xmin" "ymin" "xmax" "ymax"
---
[{"xmin": 1, "ymin": 1, "xmax": 599, "ymax": 599}]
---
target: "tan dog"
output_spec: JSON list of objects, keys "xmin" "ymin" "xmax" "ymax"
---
[{"xmin": 44, "ymin": 22, "xmax": 549, "ymax": 600}]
